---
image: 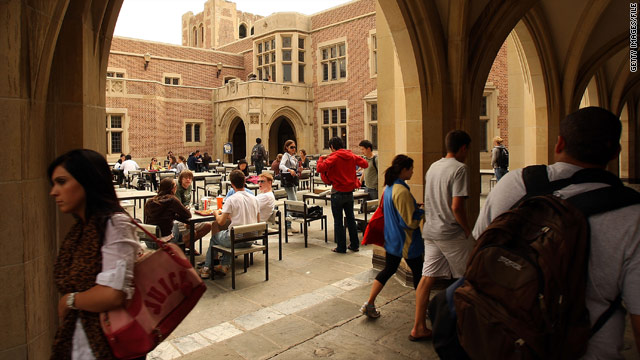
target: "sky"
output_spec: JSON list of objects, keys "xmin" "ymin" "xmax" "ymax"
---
[{"xmin": 114, "ymin": 0, "xmax": 351, "ymax": 45}]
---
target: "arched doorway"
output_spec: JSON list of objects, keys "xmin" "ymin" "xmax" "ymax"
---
[
  {"xmin": 269, "ymin": 116, "xmax": 297, "ymax": 160},
  {"xmin": 230, "ymin": 117, "xmax": 246, "ymax": 162}
]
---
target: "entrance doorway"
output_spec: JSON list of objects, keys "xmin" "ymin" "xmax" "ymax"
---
[
  {"xmin": 269, "ymin": 116, "xmax": 296, "ymax": 161},
  {"xmin": 230, "ymin": 117, "xmax": 246, "ymax": 162}
]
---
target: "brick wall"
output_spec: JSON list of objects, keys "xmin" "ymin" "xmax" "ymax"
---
[
  {"xmin": 487, "ymin": 41, "xmax": 509, "ymax": 146},
  {"xmin": 310, "ymin": 12, "xmax": 376, "ymax": 151}
]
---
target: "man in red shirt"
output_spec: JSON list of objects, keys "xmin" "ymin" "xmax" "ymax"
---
[{"xmin": 317, "ymin": 137, "xmax": 369, "ymax": 253}]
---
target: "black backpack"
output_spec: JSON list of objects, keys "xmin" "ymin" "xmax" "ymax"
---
[
  {"xmin": 453, "ymin": 165, "xmax": 640, "ymax": 359},
  {"xmin": 496, "ymin": 147, "xmax": 509, "ymax": 168},
  {"xmin": 251, "ymin": 144, "xmax": 264, "ymax": 163}
]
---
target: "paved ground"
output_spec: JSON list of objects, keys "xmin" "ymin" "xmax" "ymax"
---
[{"xmin": 128, "ymin": 179, "xmax": 640, "ymax": 359}]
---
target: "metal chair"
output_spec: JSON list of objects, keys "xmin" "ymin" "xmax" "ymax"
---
[
  {"xmin": 348, "ymin": 199, "xmax": 379, "ymax": 234},
  {"xmin": 198, "ymin": 174, "xmax": 223, "ymax": 196},
  {"xmin": 266, "ymin": 209, "xmax": 283, "ymax": 260},
  {"xmin": 210, "ymin": 222, "xmax": 269, "ymax": 289},
  {"xmin": 283, "ymin": 200, "xmax": 328, "ymax": 247}
]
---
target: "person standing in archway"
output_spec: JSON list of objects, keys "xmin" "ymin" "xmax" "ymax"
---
[
  {"xmin": 491, "ymin": 136, "xmax": 509, "ymax": 181},
  {"xmin": 251, "ymin": 138, "xmax": 267, "ymax": 174}
]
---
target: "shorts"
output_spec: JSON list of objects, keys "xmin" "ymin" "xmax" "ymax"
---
[{"xmin": 422, "ymin": 232, "xmax": 474, "ymax": 278}]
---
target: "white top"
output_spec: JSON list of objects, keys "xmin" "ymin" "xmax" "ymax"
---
[
  {"xmin": 222, "ymin": 189, "xmax": 260, "ymax": 226},
  {"xmin": 279, "ymin": 153, "xmax": 298, "ymax": 174},
  {"xmin": 121, "ymin": 159, "xmax": 139, "ymax": 175},
  {"xmin": 72, "ymin": 213, "xmax": 141, "ymax": 360},
  {"xmin": 256, "ymin": 191, "xmax": 276, "ymax": 223},
  {"xmin": 422, "ymin": 157, "xmax": 469, "ymax": 240},
  {"xmin": 473, "ymin": 162, "xmax": 640, "ymax": 359},
  {"xmin": 113, "ymin": 162, "xmax": 123, "ymax": 170},
  {"xmin": 175, "ymin": 163, "xmax": 186, "ymax": 174}
]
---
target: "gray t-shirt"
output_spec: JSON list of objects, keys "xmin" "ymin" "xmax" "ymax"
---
[
  {"xmin": 363, "ymin": 155, "xmax": 378, "ymax": 190},
  {"xmin": 473, "ymin": 162, "xmax": 640, "ymax": 359},
  {"xmin": 422, "ymin": 157, "xmax": 469, "ymax": 240}
]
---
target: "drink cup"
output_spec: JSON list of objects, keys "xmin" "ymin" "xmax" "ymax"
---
[{"xmin": 216, "ymin": 196, "xmax": 223, "ymax": 209}]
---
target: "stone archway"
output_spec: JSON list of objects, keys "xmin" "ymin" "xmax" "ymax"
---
[
  {"xmin": 229, "ymin": 117, "xmax": 246, "ymax": 162},
  {"xmin": 268, "ymin": 116, "xmax": 297, "ymax": 159}
]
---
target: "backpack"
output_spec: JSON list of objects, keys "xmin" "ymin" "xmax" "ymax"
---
[
  {"xmin": 251, "ymin": 144, "xmax": 264, "ymax": 163},
  {"xmin": 496, "ymin": 146, "xmax": 509, "ymax": 168},
  {"xmin": 453, "ymin": 165, "xmax": 640, "ymax": 360}
]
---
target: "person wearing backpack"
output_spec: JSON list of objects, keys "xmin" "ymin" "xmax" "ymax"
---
[
  {"xmin": 491, "ymin": 136, "xmax": 509, "ymax": 181},
  {"xmin": 359, "ymin": 139, "xmax": 379, "ymax": 199},
  {"xmin": 251, "ymin": 138, "xmax": 267, "ymax": 174},
  {"xmin": 469, "ymin": 107, "xmax": 640, "ymax": 359}
]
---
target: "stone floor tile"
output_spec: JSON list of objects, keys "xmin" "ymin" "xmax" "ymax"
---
[
  {"xmin": 178, "ymin": 342, "xmax": 244, "ymax": 360},
  {"xmin": 199, "ymin": 322, "xmax": 243, "ymax": 343},
  {"xmin": 252, "ymin": 314, "xmax": 325, "ymax": 348},
  {"xmin": 223, "ymin": 331, "xmax": 281, "ymax": 359},
  {"xmin": 331, "ymin": 277, "xmax": 365, "ymax": 291},
  {"xmin": 232, "ymin": 306, "xmax": 285, "ymax": 330},
  {"xmin": 311, "ymin": 284, "xmax": 346, "ymax": 298},
  {"xmin": 271, "ymin": 291, "xmax": 330, "ymax": 315},
  {"xmin": 170, "ymin": 333, "xmax": 210, "ymax": 355},
  {"xmin": 148, "ymin": 342, "xmax": 181, "ymax": 360},
  {"xmin": 296, "ymin": 297, "xmax": 361, "ymax": 327}
]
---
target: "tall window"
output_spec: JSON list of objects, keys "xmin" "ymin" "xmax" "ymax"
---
[
  {"xmin": 369, "ymin": 103, "xmax": 378, "ymax": 150},
  {"xmin": 193, "ymin": 27, "xmax": 197, "ymax": 47},
  {"xmin": 256, "ymin": 38, "xmax": 276, "ymax": 81},
  {"xmin": 106, "ymin": 114, "xmax": 124, "ymax": 154},
  {"xmin": 298, "ymin": 37, "xmax": 305, "ymax": 83},
  {"xmin": 282, "ymin": 35, "xmax": 292, "ymax": 82},
  {"xmin": 479, "ymin": 95, "xmax": 489, "ymax": 152},
  {"xmin": 200, "ymin": 25, "xmax": 204, "ymax": 46},
  {"xmin": 239, "ymin": 24, "xmax": 247, "ymax": 39},
  {"xmin": 321, "ymin": 107, "xmax": 348, "ymax": 149},
  {"xmin": 320, "ymin": 42, "xmax": 346, "ymax": 82},
  {"xmin": 185, "ymin": 121, "xmax": 203, "ymax": 143},
  {"xmin": 370, "ymin": 33, "xmax": 377, "ymax": 76}
]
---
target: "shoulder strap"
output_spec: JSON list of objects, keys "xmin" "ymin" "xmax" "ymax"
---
[
  {"xmin": 567, "ymin": 183, "xmax": 640, "ymax": 217},
  {"xmin": 590, "ymin": 295, "xmax": 624, "ymax": 338},
  {"xmin": 523, "ymin": 165, "xmax": 550, "ymax": 196},
  {"xmin": 373, "ymin": 155, "xmax": 378, "ymax": 172}
]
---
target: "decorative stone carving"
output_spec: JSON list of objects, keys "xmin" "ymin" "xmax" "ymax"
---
[
  {"xmin": 250, "ymin": 114, "xmax": 259, "ymax": 124},
  {"xmin": 282, "ymin": 86, "xmax": 290, "ymax": 95}
]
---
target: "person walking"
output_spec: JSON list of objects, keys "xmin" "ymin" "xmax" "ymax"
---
[
  {"xmin": 48, "ymin": 149, "xmax": 145, "ymax": 359},
  {"xmin": 360, "ymin": 155, "xmax": 424, "ymax": 318},
  {"xmin": 251, "ymin": 138, "xmax": 267, "ymax": 174},
  {"xmin": 280, "ymin": 139, "xmax": 300, "ymax": 234},
  {"xmin": 316, "ymin": 137, "xmax": 368, "ymax": 253},
  {"xmin": 410, "ymin": 130, "xmax": 474, "ymax": 341}
]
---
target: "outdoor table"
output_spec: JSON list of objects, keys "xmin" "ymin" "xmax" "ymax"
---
[
  {"xmin": 303, "ymin": 190, "xmax": 369, "ymax": 205},
  {"xmin": 178, "ymin": 209, "xmax": 216, "ymax": 266},
  {"xmin": 141, "ymin": 169, "xmax": 174, "ymax": 190},
  {"xmin": 116, "ymin": 189, "xmax": 157, "ymax": 218}
]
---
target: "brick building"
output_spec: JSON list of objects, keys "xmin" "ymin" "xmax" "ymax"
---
[{"xmin": 105, "ymin": 0, "xmax": 507, "ymax": 166}]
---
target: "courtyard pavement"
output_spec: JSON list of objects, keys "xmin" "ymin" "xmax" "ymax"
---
[{"xmin": 129, "ymin": 179, "xmax": 640, "ymax": 360}]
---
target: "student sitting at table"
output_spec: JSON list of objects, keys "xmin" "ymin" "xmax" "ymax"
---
[
  {"xmin": 199, "ymin": 170, "xmax": 260, "ymax": 278},
  {"xmin": 202, "ymin": 152, "xmax": 213, "ymax": 171},
  {"xmin": 175, "ymin": 170, "xmax": 194, "ymax": 207},
  {"xmin": 236, "ymin": 158, "xmax": 250, "ymax": 176},
  {"xmin": 271, "ymin": 154, "xmax": 283, "ymax": 176},
  {"xmin": 168, "ymin": 155, "xmax": 178, "ymax": 171},
  {"xmin": 175, "ymin": 156, "xmax": 187, "ymax": 174},
  {"xmin": 144, "ymin": 177, "xmax": 211, "ymax": 254},
  {"xmin": 147, "ymin": 157, "xmax": 160, "ymax": 191},
  {"xmin": 256, "ymin": 172, "xmax": 276, "ymax": 222}
]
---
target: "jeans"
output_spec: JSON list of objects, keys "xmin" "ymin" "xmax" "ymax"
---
[
  {"xmin": 494, "ymin": 167, "xmax": 508, "ymax": 181},
  {"xmin": 204, "ymin": 229, "xmax": 251, "ymax": 267},
  {"xmin": 331, "ymin": 192, "xmax": 359, "ymax": 252},
  {"xmin": 284, "ymin": 186, "xmax": 297, "ymax": 229},
  {"xmin": 365, "ymin": 187, "xmax": 378, "ymax": 200},
  {"xmin": 255, "ymin": 161, "xmax": 264, "ymax": 175}
]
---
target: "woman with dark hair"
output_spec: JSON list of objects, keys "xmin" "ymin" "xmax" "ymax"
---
[
  {"xmin": 280, "ymin": 139, "xmax": 299, "ymax": 233},
  {"xmin": 360, "ymin": 154, "xmax": 424, "ymax": 318},
  {"xmin": 145, "ymin": 177, "xmax": 210, "ymax": 254},
  {"xmin": 48, "ymin": 149, "xmax": 144, "ymax": 359},
  {"xmin": 168, "ymin": 155, "xmax": 178, "ymax": 171},
  {"xmin": 236, "ymin": 158, "xmax": 250, "ymax": 176},
  {"xmin": 147, "ymin": 157, "xmax": 160, "ymax": 191},
  {"xmin": 298, "ymin": 149, "xmax": 310, "ymax": 169},
  {"xmin": 176, "ymin": 155, "xmax": 187, "ymax": 174}
]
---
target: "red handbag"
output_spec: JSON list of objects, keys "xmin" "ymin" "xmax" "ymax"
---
[
  {"xmin": 361, "ymin": 191, "xmax": 385, "ymax": 247},
  {"xmin": 100, "ymin": 220, "xmax": 206, "ymax": 359}
]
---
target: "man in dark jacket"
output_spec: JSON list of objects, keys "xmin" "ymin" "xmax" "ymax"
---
[{"xmin": 317, "ymin": 137, "xmax": 368, "ymax": 253}]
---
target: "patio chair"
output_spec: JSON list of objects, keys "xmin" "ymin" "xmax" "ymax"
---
[
  {"xmin": 347, "ymin": 199, "xmax": 379, "ymax": 234},
  {"xmin": 298, "ymin": 169, "xmax": 312, "ymax": 190},
  {"xmin": 283, "ymin": 200, "xmax": 328, "ymax": 247},
  {"xmin": 273, "ymin": 189, "xmax": 288, "ymax": 209},
  {"xmin": 159, "ymin": 172, "xmax": 176, "ymax": 181},
  {"xmin": 198, "ymin": 174, "xmax": 223, "ymax": 196},
  {"xmin": 211, "ymin": 222, "xmax": 269, "ymax": 289},
  {"xmin": 266, "ymin": 209, "xmax": 283, "ymax": 260}
]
